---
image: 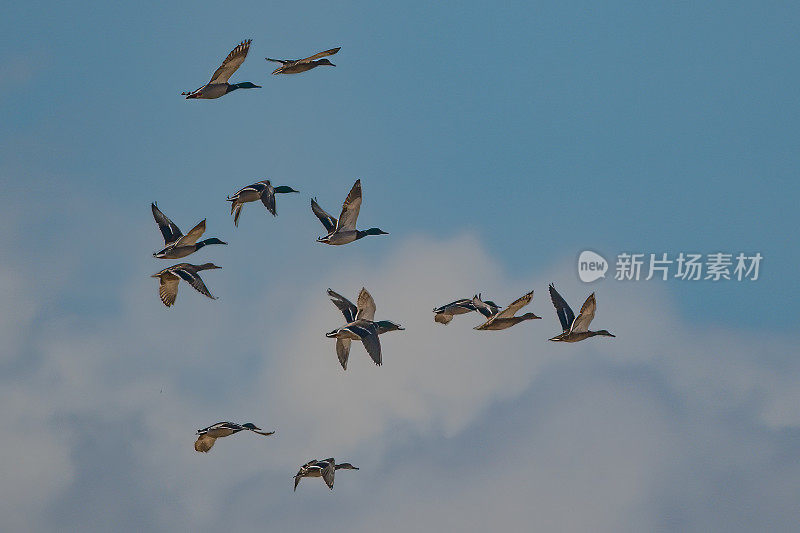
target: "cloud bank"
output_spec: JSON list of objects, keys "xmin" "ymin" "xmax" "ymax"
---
[{"xmin": 1, "ymin": 214, "xmax": 798, "ymax": 531}]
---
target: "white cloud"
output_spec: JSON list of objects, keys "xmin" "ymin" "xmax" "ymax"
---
[{"xmin": 1, "ymin": 226, "xmax": 799, "ymax": 531}]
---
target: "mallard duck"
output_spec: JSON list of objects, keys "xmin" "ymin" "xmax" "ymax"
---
[
  {"xmin": 266, "ymin": 47, "xmax": 340, "ymax": 75},
  {"xmin": 312, "ymin": 180, "xmax": 388, "ymax": 245},
  {"xmin": 151, "ymin": 263, "xmax": 221, "ymax": 307},
  {"xmin": 473, "ymin": 290, "xmax": 540, "ymax": 330},
  {"xmin": 151, "ymin": 203, "xmax": 226, "ymax": 259},
  {"xmin": 194, "ymin": 421, "xmax": 275, "ymax": 453},
  {"xmin": 433, "ymin": 294, "xmax": 500, "ymax": 324},
  {"xmin": 182, "ymin": 40, "xmax": 261, "ymax": 99},
  {"xmin": 548, "ymin": 284, "xmax": 615, "ymax": 342},
  {"xmin": 226, "ymin": 179, "xmax": 299, "ymax": 226},
  {"xmin": 293, "ymin": 458, "xmax": 358, "ymax": 491},
  {"xmin": 326, "ymin": 288, "xmax": 404, "ymax": 369}
]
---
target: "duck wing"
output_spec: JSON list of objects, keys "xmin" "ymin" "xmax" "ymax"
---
[
  {"xmin": 260, "ymin": 183, "xmax": 277, "ymax": 216},
  {"xmin": 360, "ymin": 332, "xmax": 382, "ymax": 366},
  {"xmin": 297, "ymin": 47, "xmax": 341, "ymax": 63},
  {"xmin": 335, "ymin": 179, "xmax": 362, "ymax": 232},
  {"xmin": 322, "ymin": 460, "xmax": 336, "ymax": 489},
  {"xmin": 209, "ymin": 40, "xmax": 251, "ymax": 84},
  {"xmin": 569, "ymin": 293, "xmax": 596, "ymax": 334},
  {"xmin": 471, "ymin": 295, "xmax": 498, "ymax": 319},
  {"xmin": 194, "ymin": 434, "xmax": 216, "ymax": 453},
  {"xmin": 327, "ymin": 288, "xmax": 357, "ymax": 322},
  {"xmin": 311, "ymin": 198, "xmax": 337, "ymax": 233},
  {"xmin": 336, "ymin": 338, "xmax": 352, "ymax": 370},
  {"xmin": 434, "ymin": 313, "xmax": 454, "ymax": 324},
  {"xmin": 496, "ymin": 290, "xmax": 534, "ymax": 319},
  {"xmin": 434, "ymin": 298, "xmax": 475, "ymax": 314},
  {"xmin": 548, "ymin": 284, "xmax": 575, "ymax": 332},
  {"xmin": 355, "ymin": 287, "xmax": 376, "ymax": 321},
  {"xmin": 175, "ymin": 219, "xmax": 206, "ymax": 246},
  {"xmin": 157, "ymin": 272, "xmax": 180, "ymax": 307},
  {"xmin": 174, "ymin": 267, "xmax": 216, "ymax": 300},
  {"xmin": 152, "ymin": 203, "xmax": 183, "ymax": 245}
]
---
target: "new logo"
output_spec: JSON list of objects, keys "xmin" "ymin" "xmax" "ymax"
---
[{"xmin": 578, "ymin": 250, "xmax": 608, "ymax": 282}]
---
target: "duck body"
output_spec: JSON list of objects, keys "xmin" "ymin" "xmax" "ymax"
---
[
  {"xmin": 474, "ymin": 314, "xmax": 539, "ymax": 330},
  {"xmin": 319, "ymin": 229, "xmax": 358, "ymax": 245},
  {"xmin": 549, "ymin": 330, "xmax": 613, "ymax": 342},
  {"xmin": 154, "ymin": 238, "xmax": 227, "ymax": 259},
  {"xmin": 270, "ymin": 61, "xmax": 325, "ymax": 74}
]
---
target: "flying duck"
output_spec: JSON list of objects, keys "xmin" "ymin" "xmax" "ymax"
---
[
  {"xmin": 326, "ymin": 288, "xmax": 404, "ymax": 369},
  {"xmin": 151, "ymin": 203, "xmax": 226, "ymax": 259},
  {"xmin": 548, "ymin": 284, "xmax": 615, "ymax": 342},
  {"xmin": 312, "ymin": 179, "xmax": 388, "ymax": 245},
  {"xmin": 151, "ymin": 263, "xmax": 221, "ymax": 307},
  {"xmin": 473, "ymin": 290, "xmax": 541, "ymax": 330},
  {"xmin": 266, "ymin": 47, "xmax": 340, "ymax": 75},
  {"xmin": 293, "ymin": 458, "xmax": 358, "ymax": 491},
  {"xmin": 433, "ymin": 294, "xmax": 500, "ymax": 325},
  {"xmin": 182, "ymin": 40, "xmax": 260, "ymax": 99},
  {"xmin": 226, "ymin": 179, "xmax": 299, "ymax": 226},
  {"xmin": 194, "ymin": 422, "xmax": 275, "ymax": 453}
]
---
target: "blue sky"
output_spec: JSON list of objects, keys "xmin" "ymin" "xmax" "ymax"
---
[{"xmin": 1, "ymin": 1, "xmax": 799, "ymax": 531}]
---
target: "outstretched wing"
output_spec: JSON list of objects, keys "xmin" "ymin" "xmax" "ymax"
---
[
  {"xmin": 336, "ymin": 338, "xmax": 351, "ymax": 370},
  {"xmin": 360, "ymin": 333, "xmax": 382, "ymax": 366},
  {"xmin": 569, "ymin": 293, "xmax": 596, "ymax": 333},
  {"xmin": 496, "ymin": 290, "xmax": 533, "ymax": 319},
  {"xmin": 176, "ymin": 219, "xmax": 206, "ymax": 246},
  {"xmin": 322, "ymin": 461, "xmax": 336, "ymax": 489},
  {"xmin": 209, "ymin": 40, "xmax": 251, "ymax": 84},
  {"xmin": 434, "ymin": 313, "xmax": 454, "ymax": 324},
  {"xmin": 152, "ymin": 203, "xmax": 182, "ymax": 245},
  {"xmin": 261, "ymin": 185, "xmax": 277, "ymax": 216},
  {"xmin": 311, "ymin": 198, "xmax": 337, "ymax": 233},
  {"xmin": 174, "ymin": 268, "xmax": 216, "ymax": 299},
  {"xmin": 158, "ymin": 272, "xmax": 180, "ymax": 307},
  {"xmin": 298, "ymin": 47, "xmax": 341, "ymax": 63},
  {"xmin": 194, "ymin": 434, "xmax": 216, "ymax": 453},
  {"xmin": 327, "ymin": 288, "xmax": 357, "ymax": 322},
  {"xmin": 472, "ymin": 295, "xmax": 499, "ymax": 319},
  {"xmin": 336, "ymin": 179, "xmax": 362, "ymax": 231},
  {"xmin": 355, "ymin": 287, "xmax": 376, "ymax": 321},
  {"xmin": 548, "ymin": 284, "xmax": 575, "ymax": 332}
]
